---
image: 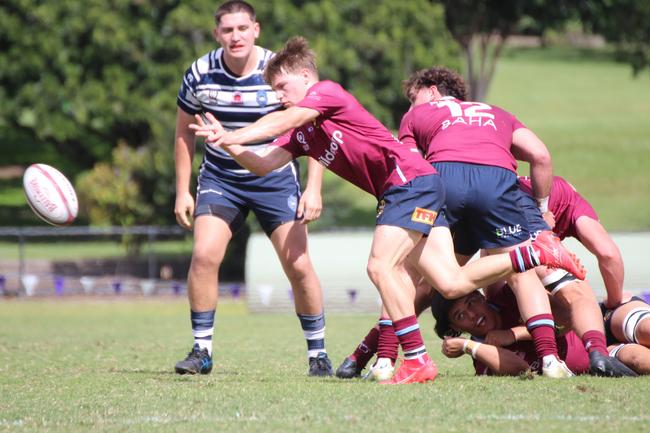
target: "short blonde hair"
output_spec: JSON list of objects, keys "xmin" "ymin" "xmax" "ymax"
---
[{"xmin": 264, "ymin": 36, "xmax": 318, "ymax": 84}]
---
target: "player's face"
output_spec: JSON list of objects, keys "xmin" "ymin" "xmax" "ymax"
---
[
  {"xmin": 214, "ymin": 12, "xmax": 259, "ymax": 60},
  {"xmin": 271, "ymin": 71, "xmax": 310, "ymax": 107},
  {"xmin": 448, "ymin": 291, "xmax": 499, "ymax": 337}
]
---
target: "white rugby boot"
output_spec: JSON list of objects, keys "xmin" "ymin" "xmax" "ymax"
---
[
  {"xmin": 363, "ymin": 357, "xmax": 395, "ymax": 381},
  {"xmin": 542, "ymin": 355, "xmax": 575, "ymax": 378}
]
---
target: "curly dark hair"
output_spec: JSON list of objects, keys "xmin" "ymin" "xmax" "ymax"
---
[
  {"xmin": 402, "ymin": 67, "xmax": 468, "ymax": 102},
  {"xmin": 263, "ymin": 36, "xmax": 318, "ymax": 85}
]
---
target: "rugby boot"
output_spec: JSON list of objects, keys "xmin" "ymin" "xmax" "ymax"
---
[
  {"xmin": 533, "ymin": 230, "xmax": 587, "ymax": 280},
  {"xmin": 335, "ymin": 357, "xmax": 362, "ymax": 379},
  {"xmin": 363, "ymin": 357, "xmax": 395, "ymax": 381},
  {"xmin": 174, "ymin": 344, "xmax": 213, "ymax": 375},
  {"xmin": 309, "ymin": 352, "xmax": 334, "ymax": 377},
  {"xmin": 541, "ymin": 355, "xmax": 574, "ymax": 378},
  {"xmin": 381, "ymin": 354, "xmax": 438, "ymax": 385},
  {"xmin": 588, "ymin": 351, "xmax": 638, "ymax": 377}
]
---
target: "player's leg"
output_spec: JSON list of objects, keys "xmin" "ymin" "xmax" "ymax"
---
[
  {"xmin": 609, "ymin": 299, "xmax": 650, "ymax": 346},
  {"xmin": 269, "ymin": 220, "xmax": 332, "ymax": 376},
  {"xmin": 574, "ymin": 215, "xmax": 624, "ymax": 307},
  {"xmin": 367, "ymin": 224, "xmax": 437, "ymax": 384},
  {"xmin": 335, "ymin": 323, "xmax": 380, "ymax": 379},
  {"xmin": 175, "ymin": 214, "xmax": 233, "ymax": 375},
  {"xmin": 609, "ymin": 343, "xmax": 650, "ymax": 375}
]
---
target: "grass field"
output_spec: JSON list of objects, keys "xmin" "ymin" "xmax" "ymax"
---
[
  {"xmin": 489, "ymin": 47, "xmax": 650, "ymax": 231},
  {"xmin": 1, "ymin": 299, "xmax": 649, "ymax": 433}
]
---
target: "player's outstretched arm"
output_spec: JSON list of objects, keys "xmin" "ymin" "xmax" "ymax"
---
[
  {"xmin": 298, "ymin": 158, "xmax": 324, "ymax": 224},
  {"xmin": 512, "ymin": 128, "xmax": 553, "ymax": 208}
]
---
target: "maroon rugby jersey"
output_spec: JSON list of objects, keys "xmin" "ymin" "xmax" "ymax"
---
[
  {"xmin": 518, "ymin": 176, "xmax": 599, "ymax": 240},
  {"xmin": 275, "ymin": 80, "xmax": 435, "ymax": 199},
  {"xmin": 472, "ymin": 284, "xmax": 590, "ymax": 375},
  {"xmin": 399, "ymin": 96, "xmax": 526, "ymax": 172}
]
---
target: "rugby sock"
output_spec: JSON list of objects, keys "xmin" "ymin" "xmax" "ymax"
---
[
  {"xmin": 393, "ymin": 315, "xmax": 427, "ymax": 360},
  {"xmin": 350, "ymin": 325, "xmax": 379, "ymax": 370},
  {"xmin": 297, "ymin": 312, "xmax": 327, "ymax": 358},
  {"xmin": 582, "ymin": 330, "xmax": 609, "ymax": 356},
  {"xmin": 191, "ymin": 309, "xmax": 215, "ymax": 356},
  {"xmin": 509, "ymin": 246, "xmax": 541, "ymax": 273},
  {"xmin": 526, "ymin": 314, "xmax": 558, "ymax": 358},
  {"xmin": 378, "ymin": 317, "xmax": 399, "ymax": 363}
]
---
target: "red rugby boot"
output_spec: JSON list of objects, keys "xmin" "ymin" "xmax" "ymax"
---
[
  {"xmin": 533, "ymin": 231, "xmax": 586, "ymax": 280},
  {"xmin": 380, "ymin": 354, "xmax": 438, "ymax": 385}
]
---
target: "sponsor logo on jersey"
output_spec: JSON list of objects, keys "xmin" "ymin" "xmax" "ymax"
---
[
  {"xmin": 496, "ymin": 224, "xmax": 522, "ymax": 238},
  {"xmin": 256, "ymin": 90, "xmax": 268, "ymax": 107},
  {"xmin": 411, "ymin": 207, "xmax": 437, "ymax": 225},
  {"xmin": 296, "ymin": 131, "xmax": 309, "ymax": 151},
  {"xmin": 208, "ymin": 90, "xmax": 219, "ymax": 101},
  {"xmin": 317, "ymin": 130, "xmax": 344, "ymax": 167},
  {"xmin": 307, "ymin": 90, "xmax": 321, "ymax": 101},
  {"xmin": 232, "ymin": 91, "xmax": 243, "ymax": 104}
]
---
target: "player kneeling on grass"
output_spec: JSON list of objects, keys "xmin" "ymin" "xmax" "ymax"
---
[
  {"xmin": 433, "ymin": 286, "xmax": 641, "ymax": 376},
  {"xmin": 190, "ymin": 36, "xmax": 585, "ymax": 384}
]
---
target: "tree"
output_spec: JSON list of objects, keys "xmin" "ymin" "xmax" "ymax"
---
[
  {"xmin": 577, "ymin": 0, "xmax": 650, "ymax": 75},
  {"xmin": 440, "ymin": 0, "xmax": 572, "ymax": 101}
]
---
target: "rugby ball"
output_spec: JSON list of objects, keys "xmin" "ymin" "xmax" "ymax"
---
[{"xmin": 23, "ymin": 164, "xmax": 78, "ymax": 226}]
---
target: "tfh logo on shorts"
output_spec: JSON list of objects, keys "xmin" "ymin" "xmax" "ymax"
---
[
  {"xmin": 496, "ymin": 224, "xmax": 522, "ymax": 238},
  {"xmin": 411, "ymin": 207, "xmax": 437, "ymax": 225}
]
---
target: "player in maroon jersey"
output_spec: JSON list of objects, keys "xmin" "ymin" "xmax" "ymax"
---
[
  {"xmin": 519, "ymin": 175, "xmax": 625, "ymax": 308},
  {"xmin": 397, "ymin": 66, "xmax": 578, "ymax": 377},
  {"xmin": 190, "ymin": 37, "xmax": 585, "ymax": 384},
  {"xmin": 433, "ymin": 288, "xmax": 645, "ymax": 376}
]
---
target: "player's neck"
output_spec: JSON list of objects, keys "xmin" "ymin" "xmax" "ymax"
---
[{"xmin": 222, "ymin": 46, "xmax": 259, "ymax": 77}]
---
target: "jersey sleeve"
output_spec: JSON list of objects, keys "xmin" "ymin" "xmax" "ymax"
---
[
  {"xmin": 273, "ymin": 130, "xmax": 305, "ymax": 159},
  {"xmin": 177, "ymin": 64, "xmax": 202, "ymax": 115},
  {"xmin": 296, "ymin": 81, "xmax": 343, "ymax": 119},
  {"xmin": 398, "ymin": 111, "xmax": 417, "ymax": 148},
  {"xmin": 510, "ymin": 113, "xmax": 526, "ymax": 132}
]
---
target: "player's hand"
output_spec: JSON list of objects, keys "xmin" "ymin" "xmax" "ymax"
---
[
  {"xmin": 189, "ymin": 113, "xmax": 227, "ymax": 145},
  {"xmin": 441, "ymin": 337, "xmax": 466, "ymax": 358},
  {"xmin": 174, "ymin": 191, "xmax": 195, "ymax": 230},
  {"xmin": 485, "ymin": 329, "xmax": 516, "ymax": 347},
  {"xmin": 542, "ymin": 211, "xmax": 556, "ymax": 230},
  {"xmin": 297, "ymin": 186, "xmax": 323, "ymax": 224}
]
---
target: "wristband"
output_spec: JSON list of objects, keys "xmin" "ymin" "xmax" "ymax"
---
[
  {"xmin": 471, "ymin": 342, "xmax": 482, "ymax": 358},
  {"xmin": 462, "ymin": 340, "xmax": 470, "ymax": 354},
  {"xmin": 536, "ymin": 196, "xmax": 549, "ymax": 213}
]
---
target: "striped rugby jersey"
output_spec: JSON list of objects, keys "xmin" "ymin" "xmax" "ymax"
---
[{"xmin": 177, "ymin": 46, "xmax": 283, "ymax": 175}]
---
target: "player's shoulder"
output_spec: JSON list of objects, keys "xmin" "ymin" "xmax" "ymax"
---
[
  {"xmin": 186, "ymin": 48, "xmax": 222, "ymax": 78},
  {"xmin": 257, "ymin": 46, "xmax": 275, "ymax": 67}
]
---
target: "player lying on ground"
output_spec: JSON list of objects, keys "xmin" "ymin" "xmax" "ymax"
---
[
  {"xmin": 190, "ymin": 36, "xmax": 585, "ymax": 384},
  {"xmin": 433, "ymin": 287, "xmax": 646, "ymax": 376},
  {"xmin": 173, "ymin": 1, "xmax": 332, "ymax": 377}
]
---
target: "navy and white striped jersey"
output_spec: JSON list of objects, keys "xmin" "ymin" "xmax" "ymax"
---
[{"xmin": 177, "ymin": 46, "xmax": 283, "ymax": 176}]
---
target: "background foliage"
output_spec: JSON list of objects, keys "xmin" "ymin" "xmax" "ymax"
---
[{"xmin": 0, "ymin": 0, "xmax": 648, "ymax": 230}]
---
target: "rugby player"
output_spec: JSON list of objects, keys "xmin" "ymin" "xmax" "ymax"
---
[
  {"xmin": 602, "ymin": 295, "xmax": 650, "ymax": 374},
  {"xmin": 190, "ymin": 36, "xmax": 585, "ymax": 384},
  {"xmin": 173, "ymin": 1, "xmax": 332, "ymax": 377}
]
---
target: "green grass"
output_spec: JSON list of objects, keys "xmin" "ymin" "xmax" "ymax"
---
[
  {"xmin": 489, "ymin": 46, "xmax": 650, "ymax": 231},
  {"xmin": 0, "ymin": 239, "xmax": 193, "ymax": 260},
  {"xmin": 1, "ymin": 299, "xmax": 649, "ymax": 433}
]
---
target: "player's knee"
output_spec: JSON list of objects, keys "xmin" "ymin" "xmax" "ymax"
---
[
  {"xmin": 191, "ymin": 245, "xmax": 223, "ymax": 272},
  {"xmin": 366, "ymin": 258, "xmax": 388, "ymax": 285},
  {"xmin": 283, "ymin": 253, "xmax": 314, "ymax": 283}
]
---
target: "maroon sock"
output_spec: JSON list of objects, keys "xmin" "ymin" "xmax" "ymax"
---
[
  {"xmin": 393, "ymin": 315, "xmax": 427, "ymax": 360},
  {"xmin": 350, "ymin": 326, "xmax": 379, "ymax": 369},
  {"xmin": 509, "ymin": 246, "xmax": 541, "ymax": 273},
  {"xmin": 526, "ymin": 314, "xmax": 558, "ymax": 358},
  {"xmin": 378, "ymin": 317, "xmax": 399, "ymax": 362},
  {"xmin": 582, "ymin": 330, "xmax": 609, "ymax": 356}
]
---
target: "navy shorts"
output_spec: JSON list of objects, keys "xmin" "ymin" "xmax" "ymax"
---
[
  {"xmin": 376, "ymin": 174, "xmax": 448, "ymax": 235},
  {"xmin": 433, "ymin": 162, "xmax": 530, "ymax": 255},
  {"xmin": 194, "ymin": 160, "xmax": 301, "ymax": 236},
  {"xmin": 517, "ymin": 187, "xmax": 551, "ymax": 241}
]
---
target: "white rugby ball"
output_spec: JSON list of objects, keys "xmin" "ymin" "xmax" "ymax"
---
[{"xmin": 23, "ymin": 164, "xmax": 78, "ymax": 226}]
